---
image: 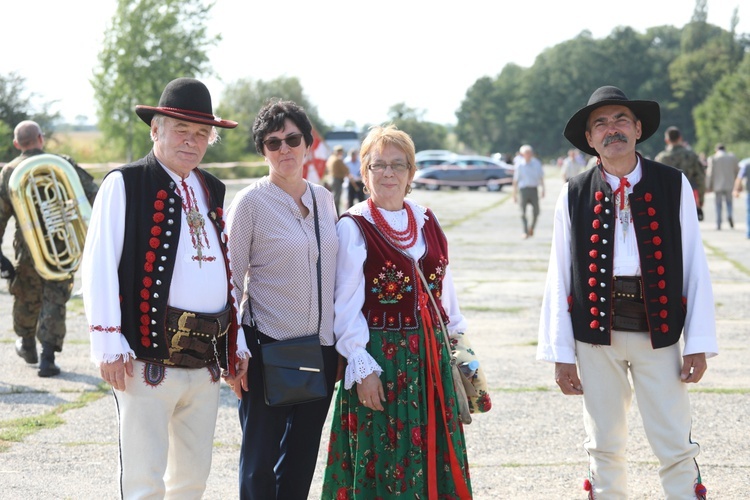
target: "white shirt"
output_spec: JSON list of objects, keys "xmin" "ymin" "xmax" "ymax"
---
[
  {"xmin": 537, "ymin": 159, "xmax": 718, "ymax": 364},
  {"xmin": 335, "ymin": 199, "xmax": 468, "ymax": 389},
  {"xmin": 81, "ymin": 163, "xmax": 248, "ymax": 364}
]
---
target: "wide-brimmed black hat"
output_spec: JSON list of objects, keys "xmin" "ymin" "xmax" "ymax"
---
[
  {"xmin": 135, "ymin": 78, "xmax": 237, "ymax": 129},
  {"xmin": 564, "ymin": 86, "xmax": 659, "ymax": 156}
]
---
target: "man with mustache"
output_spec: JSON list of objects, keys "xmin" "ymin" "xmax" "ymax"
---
[{"xmin": 537, "ymin": 86, "xmax": 717, "ymax": 499}]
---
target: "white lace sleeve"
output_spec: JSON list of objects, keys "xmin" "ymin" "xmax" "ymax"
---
[{"xmin": 343, "ymin": 347, "xmax": 383, "ymax": 390}]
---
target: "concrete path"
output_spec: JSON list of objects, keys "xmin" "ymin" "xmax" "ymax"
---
[{"xmin": 1, "ymin": 166, "xmax": 748, "ymax": 499}]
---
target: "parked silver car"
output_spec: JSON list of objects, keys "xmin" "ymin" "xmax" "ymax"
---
[{"xmin": 412, "ymin": 155, "xmax": 514, "ymax": 191}]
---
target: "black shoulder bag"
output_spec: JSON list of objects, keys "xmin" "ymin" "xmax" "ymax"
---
[{"xmin": 250, "ymin": 183, "xmax": 327, "ymax": 406}]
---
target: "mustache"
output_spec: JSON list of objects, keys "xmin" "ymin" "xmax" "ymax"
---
[{"xmin": 603, "ymin": 133, "xmax": 628, "ymax": 146}]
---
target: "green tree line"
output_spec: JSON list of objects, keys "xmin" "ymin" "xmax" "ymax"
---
[{"xmin": 1, "ymin": 0, "xmax": 748, "ymax": 164}]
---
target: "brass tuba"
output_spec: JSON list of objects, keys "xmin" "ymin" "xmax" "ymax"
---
[{"xmin": 8, "ymin": 154, "xmax": 92, "ymax": 281}]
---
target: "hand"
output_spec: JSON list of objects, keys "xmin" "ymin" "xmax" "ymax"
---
[
  {"xmin": 0, "ymin": 254, "xmax": 15, "ymax": 280},
  {"xmin": 100, "ymin": 356, "xmax": 134, "ymax": 391},
  {"xmin": 681, "ymin": 353, "xmax": 707, "ymax": 383},
  {"xmin": 555, "ymin": 362, "xmax": 583, "ymax": 395},
  {"xmin": 224, "ymin": 356, "xmax": 250, "ymax": 399},
  {"xmin": 356, "ymin": 372, "xmax": 385, "ymax": 411}
]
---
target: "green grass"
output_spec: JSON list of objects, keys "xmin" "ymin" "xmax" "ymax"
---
[
  {"xmin": 702, "ymin": 240, "xmax": 750, "ymax": 276},
  {"xmin": 688, "ymin": 387, "xmax": 750, "ymax": 394},
  {"xmin": 0, "ymin": 383, "xmax": 109, "ymax": 453},
  {"xmin": 440, "ymin": 197, "xmax": 511, "ymax": 231}
]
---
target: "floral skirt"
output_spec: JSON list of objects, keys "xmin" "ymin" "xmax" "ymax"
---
[{"xmin": 321, "ymin": 326, "xmax": 472, "ymax": 499}]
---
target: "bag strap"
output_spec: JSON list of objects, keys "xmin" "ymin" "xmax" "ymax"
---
[
  {"xmin": 247, "ymin": 182, "xmax": 323, "ymax": 342},
  {"xmin": 414, "ymin": 263, "xmax": 451, "ymax": 351},
  {"xmin": 309, "ymin": 182, "xmax": 323, "ymax": 337}
]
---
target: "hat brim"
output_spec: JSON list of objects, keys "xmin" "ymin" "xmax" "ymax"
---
[
  {"xmin": 136, "ymin": 105, "xmax": 238, "ymax": 129},
  {"xmin": 564, "ymin": 100, "xmax": 660, "ymax": 156}
]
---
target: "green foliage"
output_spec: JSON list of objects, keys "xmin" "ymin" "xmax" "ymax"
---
[
  {"xmin": 455, "ymin": 16, "xmax": 748, "ymax": 160},
  {"xmin": 0, "ymin": 72, "xmax": 61, "ymax": 162},
  {"xmin": 209, "ymin": 76, "xmax": 325, "ymax": 162},
  {"xmin": 694, "ymin": 52, "xmax": 750, "ymax": 155},
  {"xmin": 92, "ymin": 0, "xmax": 219, "ymax": 162},
  {"xmin": 386, "ymin": 103, "xmax": 449, "ymax": 152}
]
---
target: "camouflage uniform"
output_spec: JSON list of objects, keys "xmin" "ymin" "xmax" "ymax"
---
[
  {"xmin": 655, "ymin": 144, "xmax": 706, "ymax": 207},
  {"xmin": 0, "ymin": 149, "xmax": 98, "ymax": 352}
]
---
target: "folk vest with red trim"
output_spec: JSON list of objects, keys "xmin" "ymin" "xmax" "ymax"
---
[
  {"xmin": 112, "ymin": 151, "xmax": 239, "ymax": 371},
  {"xmin": 567, "ymin": 157, "xmax": 686, "ymax": 349},
  {"xmin": 343, "ymin": 207, "xmax": 450, "ymax": 331}
]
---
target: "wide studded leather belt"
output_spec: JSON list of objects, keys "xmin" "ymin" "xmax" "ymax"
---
[
  {"xmin": 161, "ymin": 305, "xmax": 231, "ymax": 368},
  {"xmin": 612, "ymin": 276, "xmax": 648, "ymax": 332}
]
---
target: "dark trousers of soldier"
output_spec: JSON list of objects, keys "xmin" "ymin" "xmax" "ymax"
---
[{"xmin": 9, "ymin": 255, "xmax": 73, "ymax": 352}]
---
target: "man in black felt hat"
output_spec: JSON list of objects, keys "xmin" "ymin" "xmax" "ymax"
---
[
  {"xmin": 537, "ymin": 86, "xmax": 717, "ymax": 498},
  {"xmin": 81, "ymin": 77, "xmax": 249, "ymax": 498}
]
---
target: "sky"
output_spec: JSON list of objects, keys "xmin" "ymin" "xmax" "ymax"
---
[{"xmin": 2, "ymin": 0, "xmax": 747, "ymax": 128}]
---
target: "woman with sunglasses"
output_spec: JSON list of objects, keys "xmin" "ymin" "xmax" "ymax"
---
[
  {"xmin": 321, "ymin": 125, "xmax": 473, "ymax": 499},
  {"xmin": 224, "ymin": 99, "xmax": 339, "ymax": 499}
]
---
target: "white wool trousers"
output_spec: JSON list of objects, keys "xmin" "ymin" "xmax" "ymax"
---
[
  {"xmin": 113, "ymin": 361, "xmax": 220, "ymax": 500},
  {"xmin": 576, "ymin": 332, "xmax": 701, "ymax": 499}
]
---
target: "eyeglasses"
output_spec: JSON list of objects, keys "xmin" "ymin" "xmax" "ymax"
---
[
  {"xmin": 263, "ymin": 133, "xmax": 304, "ymax": 152},
  {"xmin": 367, "ymin": 162, "xmax": 410, "ymax": 173}
]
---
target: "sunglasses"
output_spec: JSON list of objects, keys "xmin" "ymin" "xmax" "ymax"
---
[{"xmin": 263, "ymin": 133, "xmax": 304, "ymax": 152}]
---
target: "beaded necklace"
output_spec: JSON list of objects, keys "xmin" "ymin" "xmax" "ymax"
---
[{"xmin": 368, "ymin": 198, "xmax": 418, "ymax": 249}]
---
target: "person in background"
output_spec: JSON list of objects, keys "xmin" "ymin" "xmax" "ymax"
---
[
  {"xmin": 345, "ymin": 147, "xmax": 366, "ymax": 208},
  {"xmin": 561, "ymin": 148, "xmax": 585, "ymax": 182},
  {"xmin": 733, "ymin": 157, "xmax": 750, "ymax": 238},
  {"xmin": 81, "ymin": 77, "xmax": 249, "ymax": 498},
  {"xmin": 512, "ymin": 144, "xmax": 545, "ymax": 238},
  {"xmin": 707, "ymin": 143, "xmax": 740, "ymax": 230},
  {"xmin": 326, "ymin": 144, "xmax": 348, "ymax": 215},
  {"xmin": 0, "ymin": 120, "xmax": 98, "ymax": 377},
  {"xmin": 322, "ymin": 125, "xmax": 472, "ymax": 499},
  {"xmin": 226, "ymin": 99, "xmax": 339, "ymax": 500},
  {"xmin": 538, "ymin": 85, "xmax": 717, "ymax": 498},
  {"xmin": 654, "ymin": 126, "xmax": 705, "ymax": 220}
]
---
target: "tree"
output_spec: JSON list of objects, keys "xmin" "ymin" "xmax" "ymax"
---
[
  {"xmin": 693, "ymin": 52, "xmax": 750, "ymax": 155},
  {"xmin": 385, "ymin": 103, "xmax": 448, "ymax": 153},
  {"xmin": 0, "ymin": 72, "xmax": 60, "ymax": 161},
  {"xmin": 210, "ymin": 76, "xmax": 324, "ymax": 162},
  {"xmin": 92, "ymin": 0, "xmax": 219, "ymax": 162}
]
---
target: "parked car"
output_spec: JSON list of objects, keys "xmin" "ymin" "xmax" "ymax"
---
[
  {"xmin": 416, "ymin": 150, "xmax": 457, "ymax": 169},
  {"xmin": 412, "ymin": 155, "xmax": 514, "ymax": 192}
]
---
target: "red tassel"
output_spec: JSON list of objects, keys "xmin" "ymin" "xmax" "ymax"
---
[
  {"xmin": 583, "ymin": 479, "xmax": 592, "ymax": 491},
  {"xmin": 695, "ymin": 483, "xmax": 707, "ymax": 497}
]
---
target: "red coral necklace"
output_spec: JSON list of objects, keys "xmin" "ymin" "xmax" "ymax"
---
[{"xmin": 368, "ymin": 198, "xmax": 418, "ymax": 249}]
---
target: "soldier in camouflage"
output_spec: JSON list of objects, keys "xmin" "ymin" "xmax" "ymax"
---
[
  {"xmin": 655, "ymin": 126, "xmax": 705, "ymax": 220},
  {"xmin": 0, "ymin": 120, "xmax": 98, "ymax": 377}
]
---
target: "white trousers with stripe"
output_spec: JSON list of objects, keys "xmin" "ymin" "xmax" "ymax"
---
[
  {"xmin": 576, "ymin": 332, "xmax": 701, "ymax": 499},
  {"xmin": 113, "ymin": 361, "xmax": 220, "ymax": 500}
]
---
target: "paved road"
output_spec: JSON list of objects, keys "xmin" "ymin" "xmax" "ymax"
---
[{"xmin": 1, "ymin": 167, "xmax": 748, "ymax": 498}]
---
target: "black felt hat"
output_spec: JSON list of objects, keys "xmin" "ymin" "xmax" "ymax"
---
[
  {"xmin": 563, "ymin": 86, "xmax": 659, "ymax": 156},
  {"xmin": 135, "ymin": 78, "xmax": 237, "ymax": 129}
]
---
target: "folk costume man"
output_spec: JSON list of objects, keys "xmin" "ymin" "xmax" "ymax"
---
[
  {"xmin": 537, "ymin": 86, "xmax": 717, "ymax": 499},
  {"xmin": 81, "ymin": 78, "xmax": 249, "ymax": 499}
]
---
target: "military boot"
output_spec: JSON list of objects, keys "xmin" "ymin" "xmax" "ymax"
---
[
  {"xmin": 38, "ymin": 342, "xmax": 61, "ymax": 377},
  {"xmin": 15, "ymin": 337, "xmax": 38, "ymax": 364}
]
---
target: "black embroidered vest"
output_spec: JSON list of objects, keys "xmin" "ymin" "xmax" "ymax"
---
[
  {"xmin": 343, "ymin": 207, "xmax": 450, "ymax": 331},
  {"xmin": 112, "ymin": 152, "xmax": 238, "ymax": 369},
  {"xmin": 568, "ymin": 157, "xmax": 686, "ymax": 349}
]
